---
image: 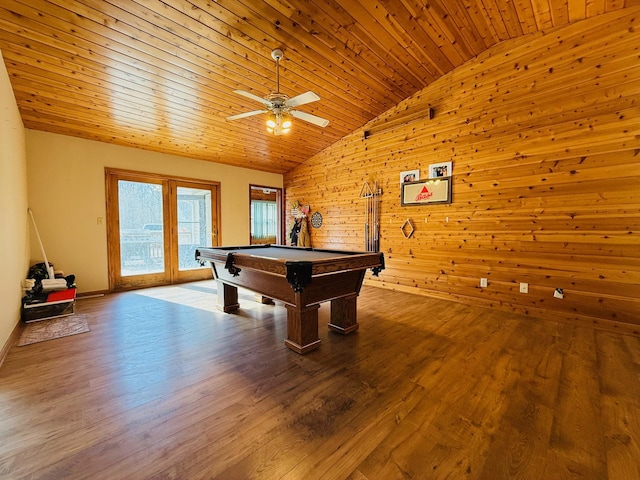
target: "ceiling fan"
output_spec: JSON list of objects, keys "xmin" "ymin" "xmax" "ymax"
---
[{"xmin": 226, "ymin": 49, "xmax": 329, "ymax": 135}]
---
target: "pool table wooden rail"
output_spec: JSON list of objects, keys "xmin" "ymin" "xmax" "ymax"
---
[{"xmin": 196, "ymin": 246, "xmax": 384, "ymax": 277}]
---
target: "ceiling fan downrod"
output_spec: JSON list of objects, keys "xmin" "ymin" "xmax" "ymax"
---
[{"xmin": 271, "ymin": 49, "xmax": 283, "ymax": 94}]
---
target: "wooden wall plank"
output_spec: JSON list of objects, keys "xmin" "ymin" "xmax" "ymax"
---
[{"xmin": 284, "ymin": 9, "xmax": 640, "ymax": 328}]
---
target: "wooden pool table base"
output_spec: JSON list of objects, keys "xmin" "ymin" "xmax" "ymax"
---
[
  {"xmin": 196, "ymin": 245, "xmax": 384, "ymax": 354},
  {"xmin": 215, "ymin": 280, "xmax": 360, "ymax": 354}
]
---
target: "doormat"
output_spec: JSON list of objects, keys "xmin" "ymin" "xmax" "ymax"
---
[{"xmin": 18, "ymin": 314, "xmax": 90, "ymax": 346}]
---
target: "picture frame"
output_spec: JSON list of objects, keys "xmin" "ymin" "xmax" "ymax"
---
[
  {"xmin": 428, "ymin": 161, "xmax": 452, "ymax": 178},
  {"xmin": 401, "ymin": 178, "xmax": 452, "ymax": 206},
  {"xmin": 400, "ymin": 169, "xmax": 420, "ymax": 184}
]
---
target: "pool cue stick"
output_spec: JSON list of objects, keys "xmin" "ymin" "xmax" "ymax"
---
[
  {"xmin": 366, "ymin": 186, "xmax": 370, "ymax": 251},
  {"xmin": 371, "ymin": 185, "xmax": 375, "ymax": 252},
  {"xmin": 369, "ymin": 188, "xmax": 373, "ymax": 251},
  {"xmin": 373, "ymin": 182, "xmax": 378, "ymax": 251},
  {"xmin": 374, "ymin": 183, "xmax": 378, "ymax": 251}
]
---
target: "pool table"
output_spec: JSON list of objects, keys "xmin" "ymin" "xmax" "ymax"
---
[{"xmin": 195, "ymin": 245, "xmax": 385, "ymax": 354}]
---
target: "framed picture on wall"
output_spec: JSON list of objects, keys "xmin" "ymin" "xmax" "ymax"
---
[
  {"xmin": 401, "ymin": 178, "xmax": 452, "ymax": 206},
  {"xmin": 428, "ymin": 161, "xmax": 452, "ymax": 178},
  {"xmin": 400, "ymin": 169, "xmax": 420, "ymax": 183}
]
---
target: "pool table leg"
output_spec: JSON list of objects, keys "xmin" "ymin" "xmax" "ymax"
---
[
  {"xmin": 284, "ymin": 304, "xmax": 321, "ymax": 354},
  {"xmin": 254, "ymin": 295, "xmax": 275, "ymax": 305},
  {"xmin": 328, "ymin": 294, "xmax": 359, "ymax": 334},
  {"xmin": 216, "ymin": 280, "xmax": 240, "ymax": 313}
]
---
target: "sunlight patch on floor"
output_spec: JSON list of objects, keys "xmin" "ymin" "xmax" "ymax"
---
[{"xmin": 132, "ymin": 281, "xmax": 270, "ymax": 313}]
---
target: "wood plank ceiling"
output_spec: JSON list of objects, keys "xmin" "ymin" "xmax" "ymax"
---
[{"xmin": 0, "ymin": 0, "xmax": 634, "ymax": 174}]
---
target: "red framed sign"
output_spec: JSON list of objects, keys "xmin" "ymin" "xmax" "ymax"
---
[{"xmin": 401, "ymin": 178, "xmax": 452, "ymax": 206}]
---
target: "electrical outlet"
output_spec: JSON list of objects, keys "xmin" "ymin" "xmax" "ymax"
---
[
  {"xmin": 519, "ymin": 282, "xmax": 528, "ymax": 293},
  {"xmin": 480, "ymin": 278, "xmax": 488, "ymax": 288}
]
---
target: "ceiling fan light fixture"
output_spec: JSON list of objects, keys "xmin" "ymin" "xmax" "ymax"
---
[
  {"xmin": 281, "ymin": 113, "xmax": 292, "ymax": 129},
  {"xmin": 265, "ymin": 112, "xmax": 292, "ymax": 135},
  {"xmin": 266, "ymin": 113, "xmax": 277, "ymax": 129}
]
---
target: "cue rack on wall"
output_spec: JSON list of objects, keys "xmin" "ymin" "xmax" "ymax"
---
[{"xmin": 359, "ymin": 181, "xmax": 382, "ymax": 252}]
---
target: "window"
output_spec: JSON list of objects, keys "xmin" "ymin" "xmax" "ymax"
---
[
  {"xmin": 250, "ymin": 185, "xmax": 282, "ymax": 245},
  {"xmin": 251, "ymin": 200, "xmax": 278, "ymax": 242}
]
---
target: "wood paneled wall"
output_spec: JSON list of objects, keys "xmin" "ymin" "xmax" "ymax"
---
[{"xmin": 284, "ymin": 8, "xmax": 640, "ymax": 329}]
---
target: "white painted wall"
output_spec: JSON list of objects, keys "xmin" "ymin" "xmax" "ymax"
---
[{"xmin": 0, "ymin": 52, "xmax": 29, "ymax": 350}]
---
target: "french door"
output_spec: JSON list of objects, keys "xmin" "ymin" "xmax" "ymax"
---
[{"xmin": 106, "ymin": 169, "xmax": 220, "ymax": 290}]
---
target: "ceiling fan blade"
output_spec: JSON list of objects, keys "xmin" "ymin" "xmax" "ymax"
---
[
  {"xmin": 286, "ymin": 91, "xmax": 320, "ymax": 108},
  {"xmin": 290, "ymin": 110, "xmax": 330, "ymax": 127},
  {"xmin": 233, "ymin": 90, "xmax": 272, "ymax": 107},
  {"xmin": 226, "ymin": 110, "xmax": 268, "ymax": 121}
]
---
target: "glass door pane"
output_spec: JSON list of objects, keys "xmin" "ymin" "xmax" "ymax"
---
[
  {"xmin": 176, "ymin": 186, "xmax": 212, "ymax": 271},
  {"xmin": 118, "ymin": 180, "xmax": 165, "ymax": 276}
]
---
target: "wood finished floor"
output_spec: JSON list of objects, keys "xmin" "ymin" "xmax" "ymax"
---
[{"xmin": 1, "ymin": 281, "xmax": 639, "ymax": 480}]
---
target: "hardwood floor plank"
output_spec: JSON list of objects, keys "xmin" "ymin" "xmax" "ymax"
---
[
  {"xmin": 597, "ymin": 332, "xmax": 640, "ymax": 480},
  {"xmin": 547, "ymin": 327, "xmax": 607, "ymax": 476},
  {"xmin": 0, "ymin": 281, "xmax": 638, "ymax": 479}
]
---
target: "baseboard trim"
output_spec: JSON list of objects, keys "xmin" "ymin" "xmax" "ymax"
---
[
  {"xmin": 76, "ymin": 290, "xmax": 109, "ymax": 298},
  {"xmin": 0, "ymin": 320, "xmax": 24, "ymax": 369}
]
